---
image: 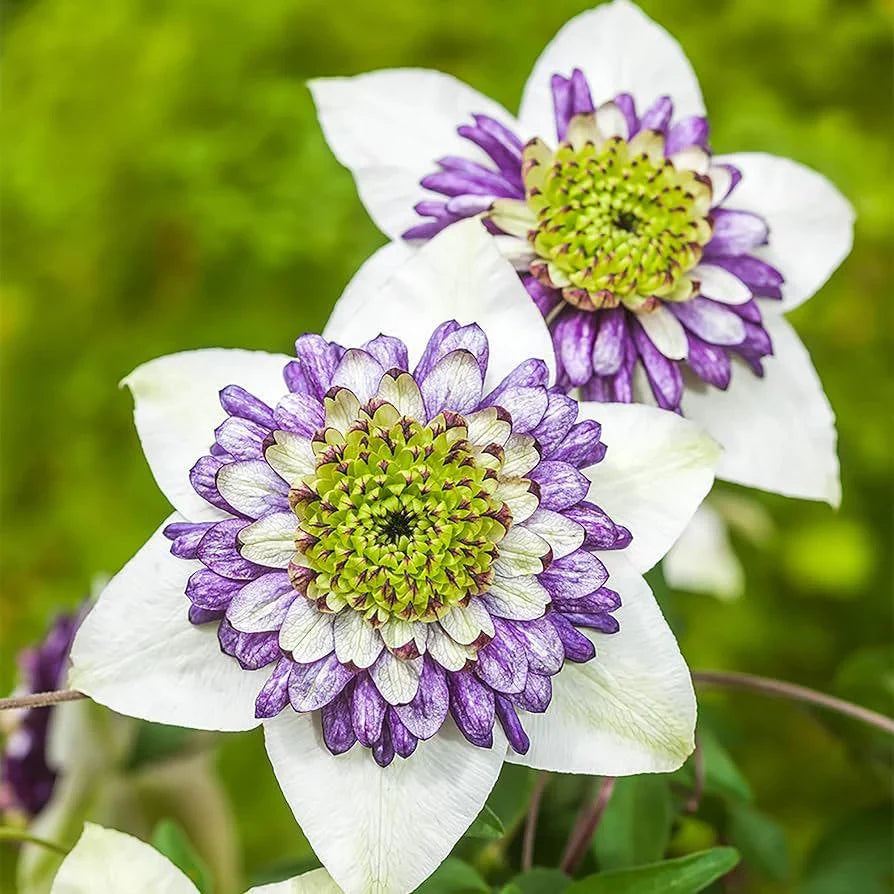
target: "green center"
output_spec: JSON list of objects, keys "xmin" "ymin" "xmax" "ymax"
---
[
  {"xmin": 292, "ymin": 402, "xmax": 509, "ymax": 624},
  {"xmin": 522, "ymin": 129, "xmax": 713, "ymax": 310}
]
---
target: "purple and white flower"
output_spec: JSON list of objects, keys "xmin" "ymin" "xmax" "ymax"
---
[
  {"xmin": 310, "ymin": 0, "xmax": 853, "ymax": 505},
  {"xmin": 50, "ymin": 823, "xmax": 336, "ymax": 893},
  {"xmin": 70, "ymin": 222, "xmax": 718, "ymax": 893}
]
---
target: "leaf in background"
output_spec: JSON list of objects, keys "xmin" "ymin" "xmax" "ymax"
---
[
  {"xmin": 592, "ymin": 774, "xmax": 672, "ymax": 870},
  {"xmin": 671, "ymin": 729, "xmax": 753, "ymax": 805},
  {"xmin": 726, "ymin": 802, "xmax": 789, "ymax": 881},
  {"xmin": 463, "ymin": 804, "xmax": 506, "ymax": 840},
  {"xmin": 566, "ymin": 847, "xmax": 740, "ymax": 894},
  {"xmin": 413, "ymin": 858, "xmax": 490, "ymax": 893},
  {"xmin": 486, "ymin": 764, "xmax": 537, "ymax": 833},
  {"xmin": 151, "ymin": 820, "xmax": 214, "ymax": 894},
  {"xmin": 500, "ymin": 868, "xmax": 571, "ymax": 893},
  {"xmin": 126, "ymin": 721, "xmax": 192, "ymax": 770}
]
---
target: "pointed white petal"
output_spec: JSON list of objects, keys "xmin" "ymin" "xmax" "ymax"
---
[
  {"xmin": 238, "ymin": 512, "xmax": 298, "ymax": 568},
  {"xmin": 714, "ymin": 152, "xmax": 854, "ymax": 311},
  {"xmin": 578, "ymin": 402, "xmax": 720, "ymax": 572},
  {"xmin": 279, "ymin": 599, "xmax": 336, "ymax": 662},
  {"xmin": 228, "ymin": 573, "xmax": 295, "ymax": 633},
  {"xmin": 265, "ymin": 431, "xmax": 315, "ymax": 484},
  {"xmin": 519, "ymin": 0, "xmax": 704, "ymax": 138},
  {"xmin": 522, "ymin": 509, "xmax": 584, "ymax": 560},
  {"xmin": 310, "ymin": 69, "xmax": 517, "ymax": 240},
  {"xmin": 376, "ymin": 372, "xmax": 426, "ymax": 419},
  {"xmin": 50, "ymin": 824, "xmax": 197, "ymax": 894},
  {"xmin": 508, "ymin": 552, "xmax": 695, "ymax": 774},
  {"xmin": 426, "ymin": 624, "xmax": 475, "ymax": 671},
  {"xmin": 663, "ymin": 503, "xmax": 744, "ymax": 600},
  {"xmin": 324, "ymin": 219, "xmax": 556, "ymax": 391},
  {"xmin": 247, "ymin": 868, "xmax": 342, "ymax": 894},
  {"xmin": 494, "ymin": 526, "xmax": 551, "ymax": 577},
  {"xmin": 465, "ymin": 407, "xmax": 512, "ymax": 448},
  {"xmin": 481, "ymin": 575, "xmax": 551, "ymax": 621},
  {"xmin": 369, "ymin": 651, "xmax": 422, "ymax": 705},
  {"xmin": 501, "ymin": 434, "xmax": 541, "ymax": 477},
  {"xmin": 681, "ymin": 314, "xmax": 839, "ymax": 505},
  {"xmin": 124, "ymin": 349, "xmax": 290, "ymax": 522},
  {"xmin": 264, "ymin": 713, "xmax": 505, "ymax": 894},
  {"xmin": 637, "ymin": 305, "xmax": 688, "ymax": 359},
  {"xmin": 333, "ymin": 610, "xmax": 384, "ymax": 670},
  {"xmin": 694, "ymin": 263, "xmax": 752, "ymax": 305},
  {"xmin": 69, "ymin": 519, "xmax": 266, "ymax": 731},
  {"xmin": 438, "ymin": 598, "xmax": 494, "ymax": 646}
]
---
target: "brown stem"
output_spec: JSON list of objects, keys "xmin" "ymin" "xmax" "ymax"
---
[
  {"xmin": 0, "ymin": 828, "xmax": 68, "ymax": 855},
  {"xmin": 0, "ymin": 690, "xmax": 86, "ymax": 711},
  {"xmin": 522, "ymin": 772, "xmax": 549, "ymax": 872},
  {"xmin": 559, "ymin": 776, "xmax": 616, "ymax": 875},
  {"xmin": 692, "ymin": 670, "xmax": 894, "ymax": 735}
]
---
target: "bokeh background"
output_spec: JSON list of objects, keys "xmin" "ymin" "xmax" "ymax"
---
[{"xmin": 2, "ymin": 0, "xmax": 892, "ymax": 891}]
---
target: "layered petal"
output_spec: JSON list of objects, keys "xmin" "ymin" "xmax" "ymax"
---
[
  {"xmin": 69, "ymin": 519, "xmax": 267, "ymax": 731},
  {"xmin": 579, "ymin": 403, "xmax": 720, "ymax": 572},
  {"xmin": 714, "ymin": 152, "xmax": 854, "ymax": 311},
  {"xmin": 265, "ymin": 712, "xmax": 505, "ymax": 894},
  {"xmin": 508, "ymin": 552, "xmax": 695, "ymax": 774},
  {"xmin": 124, "ymin": 349, "xmax": 290, "ymax": 521},
  {"xmin": 681, "ymin": 314, "xmax": 840, "ymax": 504},
  {"xmin": 310, "ymin": 68, "xmax": 517, "ymax": 239}
]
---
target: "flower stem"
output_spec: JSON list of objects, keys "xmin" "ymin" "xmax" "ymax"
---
[
  {"xmin": 0, "ymin": 690, "xmax": 86, "ymax": 711},
  {"xmin": 559, "ymin": 776, "xmax": 616, "ymax": 875},
  {"xmin": 686, "ymin": 735, "xmax": 705, "ymax": 813},
  {"xmin": 692, "ymin": 670, "xmax": 894, "ymax": 735},
  {"xmin": 0, "ymin": 828, "xmax": 68, "ymax": 855},
  {"xmin": 521, "ymin": 772, "xmax": 549, "ymax": 872}
]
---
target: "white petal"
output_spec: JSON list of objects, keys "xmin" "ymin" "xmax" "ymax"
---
[
  {"xmin": 595, "ymin": 101, "xmax": 629, "ymax": 139},
  {"xmin": 376, "ymin": 371, "xmax": 425, "ymax": 419},
  {"xmin": 324, "ymin": 219, "xmax": 556, "ymax": 391},
  {"xmin": 481, "ymin": 575, "xmax": 551, "ymax": 621},
  {"xmin": 508, "ymin": 552, "xmax": 695, "ymax": 775},
  {"xmin": 264, "ymin": 713, "xmax": 505, "ymax": 894},
  {"xmin": 707, "ymin": 165, "xmax": 733, "ymax": 206},
  {"xmin": 438, "ymin": 598, "xmax": 494, "ymax": 646},
  {"xmin": 426, "ymin": 624, "xmax": 475, "ymax": 671},
  {"xmin": 636, "ymin": 305, "xmax": 688, "ymax": 359},
  {"xmin": 265, "ymin": 431, "xmax": 315, "ymax": 484},
  {"xmin": 663, "ymin": 503, "xmax": 744, "ymax": 600},
  {"xmin": 369, "ymin": 651, "xmax": 422, "ymax": 705},
  {"xmin": 279, "ymin": 599, "xmax": 336, "ymax": 662},
  {"xmin": 124, "ymin": 349, "xmax": 290, "ymax": 522},
  {"xmin": 694, "ymin": 263, "xmax": 752, "ymax": 305},
  {"xmin": 50, "ymin": 823, "xmax": 197, "ymax": 894},
  {"xmin": 247, "ymin": 868, "xmax": 342, "ymax": 894},
  {"xmin": 238, "ymin": 512, "xmax": 298, "ymax": 568},
  {"xmin": 494, "ymin": 526, "xmax": 551, "ymax": 577},
  {"xmin": 310, "ymin": 68, "xmax": 518, "ymax": 240},
  {"xmin": 69, "ymin": 519, "xmax": 266, "ymax": 731},
  {"xmin": 501, "ymin": 434, "xmax": 541, "ymax": 478},
  {"xmin": 465, "ymin": 407, "xmax": 512, "ymax": 448},
  {"xmin": 227, "ymin": 573, "xmax": 295, "ymax": 633},
  {"xmin": 522, "ymin": 509, "xmax": 584, "ymax": 560},
  {"xmin": 669, "ymin": 146, "xmax": 709, "ymax": 175},
  {"xmin": 680, "ymin": 314, "xmax": 839, "ymax": 505},
  {"xmin": 715, "ymin": 152, "xmax": 854, "ymax": 311},
  {"xmin": 579, "ymin": 402, "xmax": 720, "ymax": 572},
  {"xmin": 333, "ymin": 610, "xmax": 384, "ymax": 669},
  {"xmin": 518, "ymin": 0, "xmax": 704, "ymax": 139}
]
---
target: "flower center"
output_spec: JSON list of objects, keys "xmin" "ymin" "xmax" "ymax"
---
[
  {"xmin": 521, "ymin": 122, "xmax": 713, "ymax": 311},
  {"xmin": 292, "ymin": 402, "xmax": 509, "ymax": 624}
]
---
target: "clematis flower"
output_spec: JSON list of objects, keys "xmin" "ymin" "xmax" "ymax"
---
[
  {"xmin": 310, "ymin": 0, "xmax": 854, "ymax": 505},
  {"xmin": 70, "ymin": 222, "xmax": 719, "ymax": 893},
  {"xmin": 50, "ymin": 823, "xmax": 336, "ymax": 893}
]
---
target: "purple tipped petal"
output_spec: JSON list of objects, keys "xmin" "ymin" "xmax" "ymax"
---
[
  {"xmin": 273, "ymin": 393, "xmax": 325, "ymax": 438},
  {"xmin": 448, "ymin": 671, "xmax": 495, "ymax": 748},
  {"xmin": 394, "ymin": 657, "xmax": 450, "ymax": 740},
  {"xmin": 414, "ymin": 321, "xmax": 460, "ymax": 381},
  {"xmin": 531, "ymin": 392, "xmax": 578, "ymax": 455},
  {"xmin": 186, "ymin": 568, "xmax": 243, "ymax": 611},
  {"xmin": 372, "ymin": 721, "xmax": 395, "ymax": 767},
  {"xmin": 686, "ymin": 334, "xmax": 732, "ymax": 389},
  {"xmin": 631, "ymin": 322, "xmax": 684, "ymax": 410},
  {"xmin": 352, "ymin": 674, "xmax": 387, "ymax": 747},
  {"xmin": 197, "ymin": 519, "xmax": 264, "ymax": 580},
  {"xmin": 486, "ymin": 358, "xmax": 550, "ymax": 398},
  {"xmin": 671, "ymin": 298, "xmax": 747, "ymax": 346},
  {"xmin": 494, "ymin": 695, "xmax": 530, "ymax": 755},
  {"xmin": 540, "ymin": 550, "xmax": 609, "ymax": 600},
  {"xmin": 218, "ymin": 622, "xmax": 280, "ymax": 670},
  {"xmin": 613, "ymin": 92, "xmax": 638, "ymax": 137},
  {"xmin": 555, "ymin": 310, "xmax": 597, "ymax": 387},
  {"xmin": 331, "ymin": 349, "xmax": 386, "ymax": 404},
  {"xmin": 219, "ymin": 385, "xmax": 276, "ymax": 428},
  {"xmin": 552, "ymin": 586, "xmax": 622, "ymax": 614},
  {"xmin": 512, "ymin": 672, "xmax": 552, "ymax": 713},
  {"xmin": 419, "ymin": 349, "xmax": 484, "ymax": 417},
  {"xmin": 188, "ymin": 606, "xmax": 223, "ymax": 625},
  {"xmin": 549, "ymin": 420, "xmax": 606, "ymax": 468},
  {"xmin": 215, "ymin": 417, "xmax": 268, "ymax": 461},
  {"xmin": 190, "ymin": 456, "xmax": 237, "ymax": 515},
  {"xmin": 523, "ymin": 276, "xmax": 563, "ymax": 316},
  {"xmin": 255, "ymin": 657, "xmax": 292, "ymax": 718},
  {"xmin": 549, "ymin": 613, "xmax": 596, "ymax": 663},
  {"xmin": 289, "ymin": 653, "xmax": 354, "ymax": 712},
  {"xmin": 362, "ymin": 335, "xmax": 409, "ymax": 372},
  {"xmin": 562, "ymin": 612, "xmax": 621, "ymax": 634},
  {"xmin": 529, "ymin": 461, "xmax": 590, "ymax": 511},
  {"xmin": 388, "ymin": 709, "xmax": 419, "ymax": 759},
  {"xmin": 475, "ymin": 623, "xmax": 528, "ymax": 694},
  {"xmin": 710, "ymin": 256, "xmax": 784, "ymax": 300},
  {"xmin": 706, "ymin": 209, "xmax": 770, "ymax": 256},
  {"xmin": 164, "ymin": 521, "xmax": 215, "ymax": 559},
  {"xmin": 285, "ymin": 334, "xmax": 344, "ymax": 399},
  {"xmin": 665, "ymin": 115, "xmax": 710, "ymax": 155},
  {"xmin": 639, "ymin": 95, "xmax": 673, "ymax": 133},
  {"xmin": 485, "ymin": 385, "xmax": 549, "ymax": 433},
  {"xmin": 506, "ymin": 617, "xmax": 563, "ymax": 676},
  {"xmin": 552, "ymin": 68, "xmax": 595, "ymax": 141},
  {"xmin": 321, "ymin": 688, "xmax": 357, "ymax": 755}
]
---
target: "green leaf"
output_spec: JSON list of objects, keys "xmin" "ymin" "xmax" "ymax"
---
[
  {"xmin": 592, "ymin": 774, "xmax": 672, "ymax": 870},
  {"xmin": 726, "ymin": 803, "xmax": 789, "ymax": 880},
  {"xmin": 501, "ymin": 868, "xmax": 571, "ymax": 893},
  {"xmin": 150, "ymin": 820, "xmax": 214, "ymax": 894},
  {"xmin": 127, "ymin": 721, "xmax": 191, "ymax": 770},
  {"xmin": 463, "ymin": 804, "xmax": 506, "ymax": 840},
  {"xmin": 413, "ymin": 858, "xmax": 489, "ymax": 893},
  {"xmin": 567, "ymin": 847, "xmax": 740, "ymax": 894},
  {"xmin": 671, "ymin": 729, "xmax": 753, "ymax": 804}
]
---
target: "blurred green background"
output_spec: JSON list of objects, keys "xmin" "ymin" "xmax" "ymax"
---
[{"xmin": 1, "ymin": 0, "xmax": 892, "ymax": 890}]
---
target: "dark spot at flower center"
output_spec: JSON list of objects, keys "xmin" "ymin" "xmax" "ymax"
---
[
  {"xmin": 614, "ymin": 211, "xmax": 639, "ymax": 233},
  {"xmin": 381, "ymin": 509, "xmax": 415, "ymax": 542}
]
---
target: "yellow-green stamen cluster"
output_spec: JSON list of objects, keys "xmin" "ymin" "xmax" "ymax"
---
[
  {"xmin": 522, "ymin": 127, "xmax": 713, "ymax": 311},
  {"xmin": 293, "ymin": 401, "xmax": 509, "ymax": 624}
]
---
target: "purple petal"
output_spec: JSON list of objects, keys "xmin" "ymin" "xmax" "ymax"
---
[
  {"xmin": 524, "ymin": 275, "xmax": 563, "ymax": 316},
  {"xmin": 274, "ymin": 392, "xmax": 325, "ymax": 438},
  {"xmin": 448, "ymin": 671, "xmax": 495, "ymax": 747},
  {"xmin": 563, "ymin": 502, "xmax": 630, "ymax": 550},
  {"xmin": 372, "ymin": 721, "xmax": 395, "ymax": 767},
  {"xmin": 186, "ymin": 568, "xmax": 243, "ymax": 611},
  {"xmin": 321, "ymin": 687, "xmax": 356, "ymax": 755},
  {"xmin": 671, "ymin": 297, "xmax": 747, "ymax": 346},
  {"xmin": 706, "ymin": 209, "xmax": 769, "ymax": 256},
  {"xmin": 215, "ymin": 417, "xmax": 268, "ymax": 461},
  {"xmin": 505, "ymin": 617, "xmax": 563, "ymax": 676},
  {"xmin": 639, "ymin": 96, "xmax": 673, "ymax": 133},
  {"xmin": 529, "ymin": 461, "xmax": 590, "ymax": 511},
  {"xmin": 710, "ymin": 256, "xmax": 784, "ymax": 300},
  {"xmin": 422, "ymin": 168, "xmax": 516, "ymax": 198},
  {"xmin": 188, "ymin": 606, "xmax": 223, "ymax": 625},
  {"xmin": 330, "ymin": 349, "xmax": 386, "ymax": 403},
  {"xmin": 218, "ymin": 622, "xmax": 280, "ymax": 670},
  {"xmin": 549, "ymin": 613, "xmax": 596, "ymax": 663},
  {"xmin": 362, "ymin": 334, "xmax": 409, "ymax": 372},
  {"xmin": 197, "ymin": 519, "xmax": 264, "ymax": 580},
  {"xmin": 475, "ymin": 622, "xmax": 528, "ymax": 694},
  {"xmin": 631, "ymin": 322, "xmax": 684, "ymax": 410},
  {"xmin": 686, "ymin": 333, "xmax": 732, "ymax": 389},
  {"xmin": 189, "ymin": 456, "xmax": 237, "ymax": 515},
  {"xmin": 284, "ymin": 334, "xmax": 344, "ymax": 399},
  {"xmin": 554, "ymin": 310, "xmax": 597, "ymax": 387},
  {"xmin": 591, "ymin": 307, "xmax": 628, "ymax": 376},
  {"xmin": 419, "ymin": 349, "xmax": 484, "ymax": 417},
  {"xmin": 540, "ymin": 550, "xmax": 609, "ymax": 600},
  {"xmin": 495, "ymin": 694, "xmax": 530, "ymax": 754},
  {"xmin": 551, "ymin": 68, "xmax": 595, "ymax": 142},
  {"xmin": 485, "ymin": 385, "xmax": 549, "ymax": 433},
  {"xmin": 388, "ymin": 709, "xmax": 418, "ymax": 759},
  {"xmin": 220, "ymin": 385, "xmax": 275, "ymax": 428},
  {"xmin": 531, "ymin": 392, "xmax": 578, "ymax": 456},
  {"xmin": 613, "ymin": 92, "xmax": 638, "ymax": 137},
  {"xmin": 562, "ymin": 612, "xmax": 621, "ymax": 633},
  {"xmin": 485, "ymin": 358, "xmax": 550, "ymax": 397},
  {"xmin": 351, "ymin": 674, "xmax": 387, "ymax": 747},
  {"xmin": 552, "ymin": 586, "xmax": 622, "ymax": 614},
  {"xmin": 394, "ymin": 657, "xmax": 450, "ymax": 740},
  {"xmin": 289, "ymin": 653, "xmax": 354, "ymax": 712},
  {"xmin": 164, "ymin": 521, "xmax": 215, "ymax": 559},
  {"xmin": 665, "ymin": 115, "xmax": 710, "ymax": 155},
  {"xmin": 512, "ymin": 672, "xmax": 552, "ymax": 713},
  {"xmin": 255, "ymin": 658, "xmax": 292, "ymax": 719},
  {"xmin": 550, "ymin": 420, "xmax": 606, "ymax": 469}
]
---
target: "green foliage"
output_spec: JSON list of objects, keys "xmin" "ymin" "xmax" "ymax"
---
[
  {"xmin": 566, "ymin": 848, "xmax": 740, "ymax": 894},
  {"xmin": 151, "ymin": 820, "xmax": 214, "ymax": 893},
  {"xmin": 727, "ymin": 803, "xmax": 790, "ymax": 881},
  {"xmin": 464, "ymin": 806, "xmax": 506, "ymax": 842},
  {"xmin": 415, "ymin": 858, "xmax": 490, "ymax": 893},
  {"xmin": 501, "ymin": 868, "xmax": 571, "ymax": 893}
]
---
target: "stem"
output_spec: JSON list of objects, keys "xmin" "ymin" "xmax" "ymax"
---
[
  {"xmin": 521, "ymin": 772, "xmax": 549, "ymax": 872},
  {"xmin": 0, "ymin": 690, "xmax": 86, "ymax": 711},
  {"xmin": 693, "ymin": 670, "xmax": 894, "ymax": 736},
  {"xmin": 559, "ymin": 776, "xmax": 616, "ymax": 875},
  {"xmin": 0, "ymin": 828, "xmax": 68, "ymax": 855},
  {"xmin": 686, "ymin": 735, "xmax": 705, "ymax": 813}
]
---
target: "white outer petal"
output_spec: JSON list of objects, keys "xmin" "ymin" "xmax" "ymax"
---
[
  {"xmin": 264, "ymin": 713, "xmax": 505, "ymax": 894},
  {"xmin": 310, "ymin": 68, "xmax": 518, "ymax": 240},
  {"xmin": 124, "ymin": 349, "xmax": 290, "ymax": 521},
  {"xmin": 518, "ymin": 0, "xmax": 704, "ymax": 138},
  {"xmin": 663, "ymin": 503, "xmax": 744, "ymax": 600},
  {"xmin": 680, "ymin": 314, "xmax": 840, "ymax": 505},
  {"xmin": 579, "ymin": 402, "xmax": 721, "ymax": 572},
  {"xmin": 50, "ymin": 823, "xmax": 197, "ymax": 894},
  {"xmin": 247, "ymin": 868, "xmax": 342, "ymax": 894},
  {"xmin": 636, "ymin": 305, "xmax": 688, "ymax": 359},
  {"xmin": 69, "ymin": 518, "xmax": 266, "ymax": 731},
  {"xmin": 715, "ymin": 151, "xmax": 854, "ymax": 311},
  {"xmin": 508, "ymin": 552, "xmax": 695, "ymax": 775},
  {"xmin": 323, "ymin": 219, "xmax": 556, "ymax": 390}
]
